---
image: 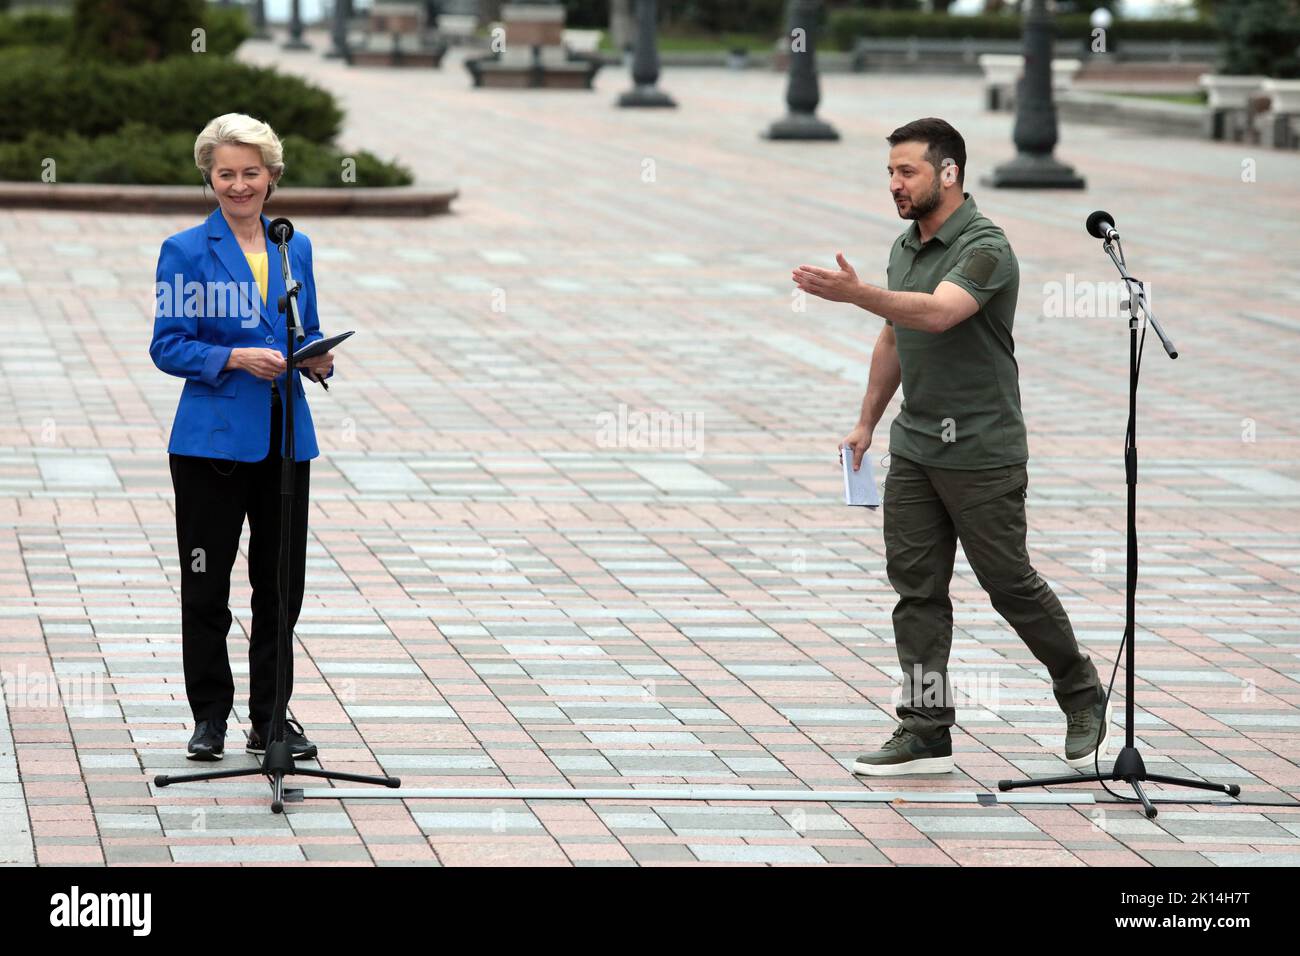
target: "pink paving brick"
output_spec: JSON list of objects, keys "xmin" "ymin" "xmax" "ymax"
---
[{"xmin": 1, "ymin": 31, "xmax": 1297, "ymax": 873}]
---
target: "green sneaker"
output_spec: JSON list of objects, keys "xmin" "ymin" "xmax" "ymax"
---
[
  {"xmin": 1064, "ymin": 690, "xmax": 1113, "ymax": 768},
  {"xmin": 853, "ymin": 725, "xmax": 954, "ymax": 776}
]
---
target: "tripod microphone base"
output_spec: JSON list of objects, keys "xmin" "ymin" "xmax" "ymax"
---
[
  {"xmin": 264, "ymin": 740, "xmax": 297, "ymax": 813},
  {"xmin": 1110, "ymin": 743, "xmax": 1145, "ymax": 780},
  {"xmin": 998, "ymin": 746, "xmax": 1241, "ymax": 819},
  {"xmin": 153, "ymin": 745, "xmax": 402, "ymax": 813}
]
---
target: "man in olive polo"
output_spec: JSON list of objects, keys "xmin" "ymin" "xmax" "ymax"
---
[{"xmin": 792, "ymin": 117, "xmax": 1111, "ymax": 776}]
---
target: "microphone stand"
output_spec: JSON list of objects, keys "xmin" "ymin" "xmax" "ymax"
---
[
  {"xmin": 157, "ymin": 218, "xmax": 400, "ymax": 812},
  {"xmin": 998, "ymin": 227, "xmax": 1240, "ymax": 818}
]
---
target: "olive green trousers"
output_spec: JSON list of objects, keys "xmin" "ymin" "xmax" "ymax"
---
[{"xmin": 883, "ymin": 453, "xmax": 1100, "ymax": 737}]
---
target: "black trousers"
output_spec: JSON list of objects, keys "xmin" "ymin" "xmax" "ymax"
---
[{"xmin": 169, "ymin": 386, "xmax": 310, "ymax": 728}]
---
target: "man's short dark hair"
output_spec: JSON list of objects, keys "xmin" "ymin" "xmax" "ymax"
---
[{"xmin": 886, "ymin": 118, "xmax": 967, "ymax": 187}]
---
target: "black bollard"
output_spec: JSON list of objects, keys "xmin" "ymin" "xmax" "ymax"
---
[
  {"xmin": 618, "ymin": 0, "xmax": 676, "ymax": 108},
  {"xmin": 326, "ymin": 0, "xmax": 352, "ymax": 59},
  {"xmin": 985, "ymin": 0, "xmax": 1085, "ymax": 188},
  {"xmin": 250, "ymin": 0, "xmax": 271, "ymax": 41},
  {"xmin": 283, "ymin": 0, "xmax": 312, "ymax": 50},
  {"xmin": 764, "ymin": 0, "xmax": 839, "ymax": 141}
]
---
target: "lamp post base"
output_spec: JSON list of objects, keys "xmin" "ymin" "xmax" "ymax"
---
[
  {"xmin": 618, "ymin": 85, "xmax": 677, "ymax": 108},
  {"xmin": 983, "ymin": 152, "xmax": 1085, "ymax": 189},
  {"xmin": 763, "ymin": 112, "xmax": 840, "ymax": 141}
]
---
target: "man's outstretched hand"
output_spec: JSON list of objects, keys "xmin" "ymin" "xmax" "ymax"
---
[{"xmin": 792, "ymin": 252, "xmax": 862, "ymax": 304}]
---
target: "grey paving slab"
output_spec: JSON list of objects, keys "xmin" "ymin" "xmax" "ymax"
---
[{"xmin": 1, "ymin": 43, "xmax": 1298, "ymax": 869}]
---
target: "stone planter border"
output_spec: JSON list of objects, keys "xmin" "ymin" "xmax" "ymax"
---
[{"xmin": 0, "ymin": 183, "xmax": 458, "ymax": 216}]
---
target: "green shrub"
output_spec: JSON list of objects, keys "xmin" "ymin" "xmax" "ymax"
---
[
  {"xmin": 204, "ymin": 3, "xmax": 252, "ymax": 57},
  {"xmin": 0, "ymin": 122, "xmax": 414, "ymax": 187},
  {"xmin": 678, "ymin": 0, "xmax": 789, "ymax": 33},
  {"xmin": 834, "ymin": 0, "xmax": 921, "ymax": 10},
  {"xmin": 562, "ymin": 0, "xmax": 609, "ymax": 29},
  {"xmin": 659, "ymin": 1, "xmax": 789, "ymax": 34},
  {"xmin": 69, "ymin": 0, "xmax": 206, "ymax": 64},
  {"xmin": 570, "ymin": 0, "xmax": 890, "ymax": 33},
  {"xmin": 1214, "ymin": 0, "xmax": 1300, "ymax": 77},
  {"xmin": 826, "ymin": 11, "xmax": 1220, "ymax": 49},
  {"xmin": 0, "ymin": 10, "xmax": 69, "ymax": 48},
  {"xmin": 0, "ymin": 52, "xmax": 343, "ymax": 144},
  {"xmin": 2, "ymin": 4, "xmax": 247, "ymax": 57},
  {"xmin": 0, "ymin": 5, "xmax": 403, "ymax": 187},
  {"xmin": 276, "ymin": 134, "xmax": 415, "ymax": 188}
]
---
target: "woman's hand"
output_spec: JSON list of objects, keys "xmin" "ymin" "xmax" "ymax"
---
[
  {"xmin": 297, "ymin": 351, "xmax": 334, "ymax": 381},
  {"xmin": 229, "ymin": 347, "xmax": 286, "ymax": 380}
]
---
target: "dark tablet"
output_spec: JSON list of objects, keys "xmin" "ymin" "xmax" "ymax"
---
[{"xmin": 292, "ymin": 330, "xmax": 354, "ymax": 362}]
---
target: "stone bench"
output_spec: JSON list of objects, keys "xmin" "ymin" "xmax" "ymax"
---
[
  {"xmin": 348, "ymin": 1, "xmax": 447, "ymax": 68},
  {"xmin": 465, "ymin": 4, "xmax": 601, "ymax": 89},
  {"xmin": 562, "ymin": 28, "xmax": 603, "ymax": 56},
  {"xmin": 978, "ymin": 54, "xmax": 1083, "ymax": 111},
  {"xmin": 437, "ymin": 13, "xmax": 479, "ymax": 45},
  {"xmin": 1199, "ymin": 75, "xmax": 1268, "ymax": 143},
  {"xmin": 1260, "ymin": 79, "xmax": 1300, "ymax": 149}
]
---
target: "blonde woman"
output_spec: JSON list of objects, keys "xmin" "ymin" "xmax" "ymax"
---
[{"xmin": 149, "ymin": 113, "xmax": 335, "ymax": 761}]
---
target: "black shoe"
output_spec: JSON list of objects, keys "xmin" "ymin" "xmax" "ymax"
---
[
  {"xmin": 187, "ymin": 718, "xmax": 227, "ymax": 761},
  {"xmin": 1064, "ymin": 689, "xmax": 1114, "ymax": 769},
  {"xmin": 245, "ymin": 718, "xmax": 318, "ymax": 760},
  {"xmin": 852, "ymin": 725, "xmax": 954, "ymax": 776}
]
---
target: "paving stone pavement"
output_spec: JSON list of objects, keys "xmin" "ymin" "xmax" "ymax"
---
[{"xmin": 0, "ymin": 38, "xmax": 1297, "ymax": 866}]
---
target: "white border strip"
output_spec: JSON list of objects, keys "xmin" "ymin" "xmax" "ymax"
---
[
  {"xmin": 299, "ymin": 787, "xmax": 1094, "ymax": 805},
  {"xmin": 0, "ymin": 681, "xmax": 35, "ymax": 864}
]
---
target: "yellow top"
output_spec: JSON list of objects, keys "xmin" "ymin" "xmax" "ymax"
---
[{"xmin": 244, "ymin": 250, "xmax": 268, "ymax": 304}]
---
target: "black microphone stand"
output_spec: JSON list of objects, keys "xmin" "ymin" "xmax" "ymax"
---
[
  {"xmin": 157, "ymin": 217, "xmax": 400, "ymax": 812},
  {"xmin": 998, "ymin": 222, "xmax": 1240, "ymax": 818}
]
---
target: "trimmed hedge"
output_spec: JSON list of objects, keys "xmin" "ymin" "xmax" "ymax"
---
[
  {"xmin": 1215, "ymin": 0, "xmax": 1300, "ymax": 78},
  {"xmin": 566, "ymin": 0, "xmax": 793, "ymax": 33},
  {"xmin": 199, "ymin": 4, "xmax": 254, "ymax": 58},
  {"xmin": 0, "ymin": 10, "xmax": 67, "ymax": 48},
  {"xmin": 0, "ymin": 5, "xmax": 249, "ymax": 57},
  {"xmin": 0, "ymin": 122, "xmax": 414, "ymax": 187},
  {"xmin": 0, "ymin": 6, "xmax": 407, "ymax": 188},
  {"xmin": 69, "ymin": 0, "xmax": 203, "ymax": 64},
  {"xmin": 0, "ymin": 51, "xmax": 343, "ymax": 145},
  {"xmin": 826, "ymin": 12, "xmax": 1221, "ymax": 49}
]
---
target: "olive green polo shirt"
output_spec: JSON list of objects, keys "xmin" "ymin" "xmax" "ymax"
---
[{"xmin": 884, "ymin": 192, "xmax": 1028, "ymax": 469}]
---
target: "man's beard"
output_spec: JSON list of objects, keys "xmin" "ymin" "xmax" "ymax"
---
[{"xmin": 895, "ymin": 179, "xmax": 942, "ymax": 220}]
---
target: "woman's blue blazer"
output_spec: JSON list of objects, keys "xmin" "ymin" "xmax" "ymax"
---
[{"xmin": 149, "ymin": 208, "xmax": 333, "ymax": 462}]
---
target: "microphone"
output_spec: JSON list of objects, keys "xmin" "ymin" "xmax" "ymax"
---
[
  {"xmin": 1086, "ymin": 210, "xmax": 1119, "ymax": 242},
  {"xmin": 267, "ymin": 217, "xmax": 294, "ymax": 245},
  {"xmin": 266, "ymin": 217, "xmax": 304, "ymax": 344}
]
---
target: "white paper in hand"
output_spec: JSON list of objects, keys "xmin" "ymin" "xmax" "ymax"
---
[{"xmin": 842, "ymin": 450, "xmax": 880, "ymax": 508}]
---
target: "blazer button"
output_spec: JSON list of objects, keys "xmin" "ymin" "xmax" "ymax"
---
[{"xmin": 265, "ymin": 335, "xmax": 274, "ymax": 344}]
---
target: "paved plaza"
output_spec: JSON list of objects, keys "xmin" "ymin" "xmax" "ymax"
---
[{"xmin": 1, "ymin": 39, "xmax": 1298, "ymax": 866}]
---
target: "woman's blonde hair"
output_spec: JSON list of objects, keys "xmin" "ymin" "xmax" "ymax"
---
[{"xmin": 194, "ymin": 112, "xmax": 285, "ymax": 197}]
